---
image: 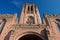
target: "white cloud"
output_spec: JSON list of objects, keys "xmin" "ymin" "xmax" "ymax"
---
[{"xmin": 11, "ymin": 1, "xmax": 20, "ymax": 8}]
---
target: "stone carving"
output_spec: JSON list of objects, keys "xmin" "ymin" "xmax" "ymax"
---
[{"xmin": 26, "ymin": 16, "xmax": 35, "ymax": 25}]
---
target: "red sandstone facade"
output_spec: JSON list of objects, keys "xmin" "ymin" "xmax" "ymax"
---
[{"xmin": 0, "ymin": 4, "xmax": 60, "ymax": 40}]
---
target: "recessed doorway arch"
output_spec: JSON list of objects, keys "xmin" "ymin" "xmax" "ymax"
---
[{"xmin": 16, "ymin": 32, "xmax": 45, "ymax": 40}]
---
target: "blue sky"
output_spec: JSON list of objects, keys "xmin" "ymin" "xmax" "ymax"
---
[{"xmin": 0, "ymin": 0, "xmax": 60, "ymax": 19}]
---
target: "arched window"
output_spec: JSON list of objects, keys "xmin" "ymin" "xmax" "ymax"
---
[
  {"xmin": 27, "ymin": 5, "xmax": 33, "ymax": 13},
  {"xmin": 55, "ymin": 19, "xmax": 60, "ymax": 32},
  {"xmin": 0, "ymin": 19, "xmax": 6, "ymax": 34},
  {"xmin": 26, "ymin": 16, "xmax": 35, "ymax": 24},
  {"xmin": 31, "ymin": 6, "xmax": 33, "ymax": 12},
  {"xmin": 4, "ymin": 30, "xmax": 14, "ymax": 40},
  {"xmin": 28, "ymin": 6, "xmax": 30, "ymax": 12}
]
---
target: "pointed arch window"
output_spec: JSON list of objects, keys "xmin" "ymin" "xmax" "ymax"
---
[
  {"xmin": 27, "ymin": 5, "xmax": 33, "ymax": 13},
  {"xmin": 0, "ymin": 19, "xmax": 6, "ymax": 34},
  {"xmin": 28, "ymin": 6, "xmax": 30, "ymax": 12},
  {"xmin": 55, "ymin": 19, "xmax": 60, "ymax": 32},
  {"xmin": 31, "ymin": 6, "xmax": 33, "ymax": 12}
]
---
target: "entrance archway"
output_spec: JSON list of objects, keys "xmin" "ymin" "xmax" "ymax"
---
[{"xmin": 18, "ymin": 34, "xmax": 43, "ymax": 40}]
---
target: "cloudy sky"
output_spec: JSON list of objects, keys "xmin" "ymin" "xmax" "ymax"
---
[{"xmin": 0, "ymin": 0, "xmax": 60, "ymax": 19}]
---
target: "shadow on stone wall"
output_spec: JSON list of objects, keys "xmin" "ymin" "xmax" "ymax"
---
[
  {"xmin": 4, "ymin": 30, "xmax": 14, "ymax": 40},
  {"xmin": 41, "ymin": 28, "xmax": 49, "ymax": 40}
]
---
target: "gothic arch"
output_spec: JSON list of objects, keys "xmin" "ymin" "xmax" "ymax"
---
[{"xmin": 15, "ymin": 32, "xmax": 45, "ymax": 40}]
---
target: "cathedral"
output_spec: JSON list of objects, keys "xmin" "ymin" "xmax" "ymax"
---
[{"xmin": 0, "ymin": 3, "xmax": 60, "ymax": 40}]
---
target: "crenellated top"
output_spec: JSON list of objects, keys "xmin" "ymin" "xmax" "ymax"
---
[
  {"xmin": 43, "ymin": 13, "xmax": 60, "ymax": 18},
  {"xmin": 0, "ymin": 13, "xmax": 17, "ymax": 18}
]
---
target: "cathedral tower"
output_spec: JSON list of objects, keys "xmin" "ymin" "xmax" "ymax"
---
[{"xmin": 19, "ymin": 4, "xmax": 41, "ymax": 25}]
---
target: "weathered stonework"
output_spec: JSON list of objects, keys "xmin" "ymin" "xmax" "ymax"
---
[{"xmin": 0, "ymin": 4, "xmax": 60, "ymax": 40}]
